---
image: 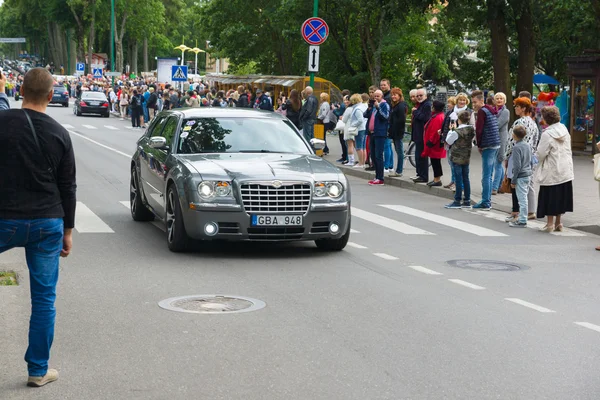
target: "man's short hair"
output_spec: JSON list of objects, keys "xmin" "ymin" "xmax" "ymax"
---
[
  {"xmin": 380, "ymin": 79, "xmax": 391, "ymax": 86},
  {"xmin": 471, "ymin": 90, "xmax": 484, "ymax": 101},
  {"xmin": 519, "ymin": 91, "xmax": 532, "ymax": 99},
  {"xmin": 513, "ymin": 125, "xmax": 526, "ymax": 140},
  {"xmin": 22, "ymin": 68, "xmax": 54, "ymax": 104},
  {"xmin": 409, "ymin": 89, "xmax": 417, "ymax": 96},
  {"xmin": 458, "ymin": 110, "xmax": 471, "ymax": 124},
  {"xmin": 341, "ymin": 89, "xmax": 351, "ymax": 96}
]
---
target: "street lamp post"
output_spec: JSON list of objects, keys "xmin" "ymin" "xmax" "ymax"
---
[
  {"xmin": 110, "ymin": 0, "xmax": 115, "ymax": 85},
  {"xmin": 189, "ymin": 40, "xmax": 206, "ymax": 78}
]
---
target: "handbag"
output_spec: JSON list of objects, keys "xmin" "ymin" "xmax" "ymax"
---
[
  {"xmin": 334, "ymin": 119, "xmax": 345, "ymax": 132},
  {"xmin": 499, "ymin": 174, "xmax": 512, "ymax": 194},
  {"xmin": 594, "ymin": 153, "xmax": 600, "ymax": 182},
  {"xmin": 23, "ymin": 109, "xmax": 55, "ymax": 182}
]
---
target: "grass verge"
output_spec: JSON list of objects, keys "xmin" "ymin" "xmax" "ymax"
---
[{"xmin": 0, "ymin": 271, "xmax": 18, "ymax": 286}]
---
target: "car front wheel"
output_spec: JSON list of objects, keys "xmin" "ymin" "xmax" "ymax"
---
[
  {"xmin": 130, "ymin": 167, "xmax": 154, "ymax": 222},
  {"xmin": 315, "ymin": 220, "xmax": 351, "ymax": 251},
  {"xmin": 166, "ymin": 185, "xmax": 190, "ymax": 252}
]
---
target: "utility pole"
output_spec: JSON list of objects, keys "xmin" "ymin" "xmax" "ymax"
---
[
  {"xmin": 309, "ymin": 0, "xmax": 319, "ymax": 88},
  {"xmin": 110, "ymin": 0, "xmax": 115, "ymax": 84}
]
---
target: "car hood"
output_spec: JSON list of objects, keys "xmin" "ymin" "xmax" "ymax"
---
[{"xmin": 179, "ymin": 153, "xmax": 342, "ymax": 182}]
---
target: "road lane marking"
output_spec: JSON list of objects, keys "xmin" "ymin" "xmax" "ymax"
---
[
  {"xmin": 82, "ymin": 124, "xmax": 98, "ymax": 130},
  {"xmin": 407, "ymin": 265, "xmax": 443, "ymax": 275},
  {"xmin": 119, "ymin": 201, "xmax": 129, "ymax": 208},
  {"xmin": 373, "ymin": 253, "xmax": 398, "ymax": 260},
  {"xmin": 448, "ymin": 279, "xmax": 485, "ymax": 290},
  {"xmin": 350, "ymin": 229, "xmax": 360, "ymax": 233},
  {"xmin": 75, "ymin": 202, "xmax": 114, "ymax": 233},
  {"xmin": 62, "ymin": 124, "xmax": 74, "ymax": 129},
  {"xmin": 574, "ymin": 322, "xmax": 600, "ymax": 333},
  {"xmin": 347, "ymin": 242, "xmax": 367, "ymax": 249},
  {"xmin": 68, "ymin": 130, "xmax": 131, "ymax": 158},
  {"xmin": 504, "ymin": 298, "xmax": 555, "ymax": 313},
  {"xmin": 381, "ymin": 204, "xmax": 507, "ymax": 237},
  {"xmin": 468, "ymin": 209, "xmax": 586, "ymax": 237},
  {"xmin": 104, "ymin": 125, "xmax": 119, "ymax": 130},
  {"xmin": 352, "ymin": 207, "xmax": 435, "ymax": 235}
]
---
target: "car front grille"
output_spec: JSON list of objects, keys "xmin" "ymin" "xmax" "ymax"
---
[
  {"xmin": 247, "ymin": 227, "xmax": 305, "ymax": 240},
  {"xmin": 310, "ymin": 221, "xmax": 330, "ymax": 234},
  {"xmin": 240, "ymin": 182, "xmax": 311, "ymax": 214}
]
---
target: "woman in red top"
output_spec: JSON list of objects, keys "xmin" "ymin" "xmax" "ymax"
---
[{"xmin": 422, "ymin": 100, "xmax": 447, "ymax": 186}]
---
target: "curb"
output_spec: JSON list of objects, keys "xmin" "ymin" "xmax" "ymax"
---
[{"xmin": 337, "ymin": 163, "xmax": 515, "ymax": 214}]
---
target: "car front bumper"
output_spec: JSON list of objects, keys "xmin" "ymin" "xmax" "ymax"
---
[{"xmin": 181, "ymin": 202, "xmax": 350, "ymax": 241}]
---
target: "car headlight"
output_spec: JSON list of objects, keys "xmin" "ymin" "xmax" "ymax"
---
[
  {"xmin": 198, "ymin": 181, "xmax": 232, "ymax": 200},
  {"xmin": 314, "ymin": 181, "xmax": 344, "ymax": 199}
]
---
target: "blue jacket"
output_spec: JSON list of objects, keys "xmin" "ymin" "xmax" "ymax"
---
[
  {"xmin": 0, "ymin": 93, "xmax": 9, "ymax": 110},
  {"xmin": 256, "ymin": 94, "xmax": 273, "ymax": 111},
  {"xmin": 364, "ymin": 101, "xmax": 390, "ymax": 137}
]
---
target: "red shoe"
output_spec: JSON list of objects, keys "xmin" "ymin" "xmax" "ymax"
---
[{"xmin": 368, "ymin": 179, "xmax": 384, "ymax": 186}]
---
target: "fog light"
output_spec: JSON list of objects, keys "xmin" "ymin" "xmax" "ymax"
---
[
  {"xmin": 329, "ymin": 222, "xmax": 340, "ymax": 234},
  {"xmin": 204, "ymin": 222, "xmax": 218, "ymax": 236}
]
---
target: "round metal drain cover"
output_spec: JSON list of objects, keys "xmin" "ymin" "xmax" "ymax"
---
[
  {"xmin": 158, "ymin": 295, "xmax": 266, "ymax": 314},
  {"xmin": 446, "ymin": 259, "xmax": 529, "ymax": 271}
]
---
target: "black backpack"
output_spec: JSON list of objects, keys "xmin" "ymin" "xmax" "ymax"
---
[{"xmin": 130, "ymin": 95, "xmax": 139, "ymax": 107}]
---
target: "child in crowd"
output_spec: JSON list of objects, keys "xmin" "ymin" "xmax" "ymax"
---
[
  {"xmin": 508, "ymin": 125, "xmax": 532, "ymax": 227},
  {"xmin": 444, "ymin": 111, "xmax": 475, "ymax": 209}
]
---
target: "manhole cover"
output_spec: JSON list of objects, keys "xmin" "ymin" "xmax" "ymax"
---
[
  {"xmin": 446, "ymin": 259, "xmax": 529, "ymax": 271},
  {"xmin": 158, "ymin": 295, "xmax": 266, "ymax": 314}
]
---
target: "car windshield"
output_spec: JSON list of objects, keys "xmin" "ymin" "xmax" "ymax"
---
[
  {"xmin": 82, "ymin": 92, "xmax": 107, "ymax": 100},
  {"xmin": 177, "ymin": 117, "xmax": 310, "ymax": 155}
]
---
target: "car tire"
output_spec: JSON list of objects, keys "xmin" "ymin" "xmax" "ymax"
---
[
  {"xmin": 166, "ymin": 185, "xmax": 190, "ymax": 252},
  {"xmin": 315, "ymin": 219, "xmax": 351, "ymax": 251},
  {"xmin": 103, "ymin": 112, "xmax": 110, "ymax": 118},
  {"xmin": 130, "ymin": 167, "xmax": 155, "ymax": 222},
  {"xmin": 76, "ymin": 108, "xmax": 82, "ymax": 116},
  {"xmin": 63, "ymin": 102, "xmax": 69, "ymax": 108}
]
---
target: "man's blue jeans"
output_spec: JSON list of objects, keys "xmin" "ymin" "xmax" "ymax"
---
[
  {"xmin": 373, "ymin": 136, "xmax": 386, "ymax": 180},
  {"xmin": 453, "ymin": 163, "xmax": 470, "ymax": 203},
  {"xmin": 0, "ymin": 218, "xmax": 64, "ymax": 376},
  {"xmin": 302, "ymin": 121, "xmax": 315, "ymax": 144},
  {"xmin": 393, "ymin": 138, "xmax": 404, "ymax": 174},
  {"xmin": 492, "ymin": 158, "xmax": 504, "ymax": 191},
  {"xmin": 481, "ymin": 147, "xmax": 499, "ymax": 206},
  {"xmin": 515, "ymin": 176, "xmax": 531, "ymax": 224},
  {"xmin": 447, "ymin": 148, "xmax": 456, "ymax": 184},
  {"xmin": 384, "ymin": 138, "xmax": 394, "ymax": 169}
]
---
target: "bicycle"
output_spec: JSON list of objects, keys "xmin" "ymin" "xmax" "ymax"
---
[{"xmin": 401, "ymin": 131, "xmax": 431, "ymax": 169}]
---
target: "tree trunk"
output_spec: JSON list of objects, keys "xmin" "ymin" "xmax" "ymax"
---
[
  {"xmin": 143, "ymin": 37, "xmax": 148, "ymax": 72},
  {"xmin": 69, "ymin": 6, "xmax": 86, "ymax": 62},
  {"xmin": 487, "ymin": 0, "xmax": 513, "ymax": 114},
  {"xmin": 132, "ymin": 40, "xmax": 138, "ymax": 75},
  {"xmin": 88, "ymin": 0, "xmax": 96, "ymax": 73},
  {"xmin": 513, "ymin": 0, "xmax": 536, "ymax": 96},
  {"xmin": 114, "ymin": 12, "xmax": 127, "ymax": 73}
]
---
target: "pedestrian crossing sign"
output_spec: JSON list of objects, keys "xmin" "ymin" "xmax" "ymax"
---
[
  {"xmin": 171, "ymin": 65, "xmax": 188, "ymax": 82},
  {"xmin": 92, "ymin": 68, "xmax": 103, "ymax": 79}
]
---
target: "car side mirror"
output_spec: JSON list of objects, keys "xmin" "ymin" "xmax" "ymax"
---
[
  {"xmin": 149, "ymin": 136, "xmax": 167, "ymax": 149},
  {"xmin": 310, "ymin": 138, "xmax": 326, "ymax": 150}
]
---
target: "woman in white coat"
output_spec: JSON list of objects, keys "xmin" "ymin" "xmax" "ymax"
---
[{"xmin": 535, "ymin": 106, "xmax": 574, "ymax": 232}]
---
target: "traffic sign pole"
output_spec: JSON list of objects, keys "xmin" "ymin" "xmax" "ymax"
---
[{"xmin": 309, "ymin": 0, "xmax": 319, "ymax": 88}]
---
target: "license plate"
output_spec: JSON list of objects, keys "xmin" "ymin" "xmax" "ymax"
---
[
  {"xmin": 90, "ymin": 101, "xmax": 99, "ymax": 106},
  {"xmin": 251, "ymin": 215, "xmax": 303, "ymax": 226}
]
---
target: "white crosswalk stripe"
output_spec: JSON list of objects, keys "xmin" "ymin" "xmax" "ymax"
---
[
  {"xmin": 62, "ymin": 124, "xmax": 74, "ymax": 129},
  {"xmin": 75, "ymin": 202, "xmax": 114, "ymax": 233},
  {"xmin": 468, "ymin": 209, "xmax": 586, "ymax": 237},
  {"xmin": 82, "ymin": 124, "xmax": 97, "ymax": 130},
  {"xmin": 380, "ymin": 204, "xmax": 507, "ymax": 237},
  {"xmin": 119, "ymin": 201, "xmax": 165, "ymax": 232},
  {"xmin": 104, "ymin": 125, "xmax": 119, "ymax": 130},
  {"xmin": 352, "ymin": 207, "xmax": 435, "ymax": 235}
]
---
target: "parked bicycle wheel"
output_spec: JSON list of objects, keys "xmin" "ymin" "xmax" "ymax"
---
[{"xmin": 406, "ymin": 142, "xmax": 432, "ymax": 168}]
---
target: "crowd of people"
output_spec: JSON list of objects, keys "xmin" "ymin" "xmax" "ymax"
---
[{"xmin": 307, "ymin": 78, "xmax": 580, "ymax": 232}]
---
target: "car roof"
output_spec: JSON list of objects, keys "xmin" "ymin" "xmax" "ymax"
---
[{"xmin": 164, "ymin": 108, "xmax": 286, "ymax": 120}]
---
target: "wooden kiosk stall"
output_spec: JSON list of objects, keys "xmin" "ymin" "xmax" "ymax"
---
[{"xmin": 565, "ymin": 51, "xmax": 600, "ymax": 154}]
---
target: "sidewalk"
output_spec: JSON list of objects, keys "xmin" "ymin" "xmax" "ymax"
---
[{"xmin": 323, "ymin": 133, "xmax": 600, "ymax": 235}]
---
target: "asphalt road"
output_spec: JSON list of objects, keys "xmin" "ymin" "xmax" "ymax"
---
[{"xmin": 2, "ymin": 101, "xmax": 600, "ymax": 400}]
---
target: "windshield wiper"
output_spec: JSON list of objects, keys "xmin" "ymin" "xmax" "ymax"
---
[{"xmin": 238, "ymin": 149, "xmax": 279, "ymax": 153}]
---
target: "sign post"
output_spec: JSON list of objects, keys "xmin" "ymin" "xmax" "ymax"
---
[{"xmin": 301, "ymin": 0, "xmax": 327, "ymax": 88}]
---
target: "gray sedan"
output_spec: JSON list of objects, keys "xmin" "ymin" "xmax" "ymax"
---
[{"xmin": 129, "ymin": 108, "xmax": 351, "ymax": 252}]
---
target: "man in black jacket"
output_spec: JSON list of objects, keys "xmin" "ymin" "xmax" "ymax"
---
[
  {"xmin": 146, "ymin": 87, "xmax": 158, "ymax": 120},
  {"xmin": 0, "ymin": 68, "xmax": 76, "ymax": 388},
  {"xmin": 411, "ymin": 88, "xmax": 432, "ymax": 183},
  {"xmin": 299, "ymin": 86, "xmax": 318, "ymax": 143}
]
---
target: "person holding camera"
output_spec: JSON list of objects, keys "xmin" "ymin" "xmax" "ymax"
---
[{"xmin": 421, "ymin": 100, "xmax": 447, "ymax": 186}]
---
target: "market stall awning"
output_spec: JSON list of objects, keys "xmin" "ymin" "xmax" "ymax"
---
[{"xmin": 533, "ymin": 74, "xmax": 560, "ymax": 85}]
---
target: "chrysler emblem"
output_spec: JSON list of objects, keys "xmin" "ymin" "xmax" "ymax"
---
[{"xmin": 272, "ymin": 180, "xmax": 283, "ymax": 188}]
